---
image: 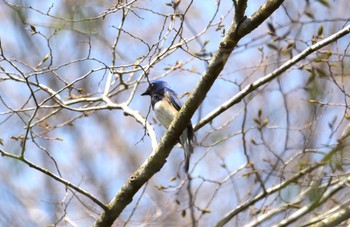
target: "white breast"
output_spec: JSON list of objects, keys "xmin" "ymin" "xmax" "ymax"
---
[{"xmin": 154, "ymin": 100, "xmax": 178, "ymax": 128}]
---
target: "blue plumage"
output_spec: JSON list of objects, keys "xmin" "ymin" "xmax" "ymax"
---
[{"xmin": 141, "ymin": 80, "xmax": 194, "ymax": 171}]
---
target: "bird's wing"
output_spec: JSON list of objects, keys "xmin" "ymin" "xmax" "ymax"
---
[
  {"xmin": 164, "ymin": 89, "xmax": 183, "ymax": 111},
  {"xmin": 165, "ymin": 88, "xmax": 194, "ymax": 141}
]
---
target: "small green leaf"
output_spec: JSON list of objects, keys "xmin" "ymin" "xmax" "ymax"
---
[
  {"xmin": 169, "ymin": 176, "xmax": 177, "ymax": 182},
  {"xmin": 267, "ymin": 22, "xmax": 276, "ymax": 34},
  {"xmin": 202, "ymin": 209, "xmax": 211, "ymax": 214},
  {"xmin": 253, "ymin": 118, "xmax": 261, "ymax": 125},
  {"xmin": 286, "ymin": 42, "xmax": 295, "ymax": 49},
  {"xmin": 304, "ymin": 67, "xmax": 313, "ymax": 73},
  {"xmin": 266, "ymin": 43, "xmax": 278, "ymax": 50},
  {"xmin": 345, "ymin": 113, "xmax": 350, "ymax": 120},
  {"xmin": 261, "ymin": 119, "xmax": 269, "ymax": 128},
  {"xmin": 308, "ymin": 99, "xmax": 319, "ymax": 104},
  {"xmin": 272, "ymin": 36, "xmax": 282, "ymax": 42},
  {"xmin": 251, "ymin": 139, "xmax": 257, "ymax": 145},
  {"xmin": 305, "ymin": 11, "xmax": 315, "ymax": 19},
  {"xmin": 326, "ymin": 51, "xmax": 332, "ymax": 57},
  {"xmin": 42, "ymin": 54, "xmax": 49, "ymax": 63},
  {"xmin": 156, "ymin": 185, "xmax": 167, "ymax": 190},
  {"xmin": 30, "ymin": 24, "xmax": 36, "ymax": 32},
  {"xmin": 315, "ymin": 68, "xmax": 327, "ymax": 78},
  {"xmin": 317, "ymin": 25, "xmax": 324, "ymax": 37},
  {"xmin": 316, "ymin": 0, "xmax": 331, "ymax": 8},
  {"xmin": 312, "ymin": 57, "xmax": 323, "ymax": 63}
]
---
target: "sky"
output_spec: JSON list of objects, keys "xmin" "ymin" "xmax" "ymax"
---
[{"xmin": 0, "ymin": 0, "xmax": 350, "ymax": 226}]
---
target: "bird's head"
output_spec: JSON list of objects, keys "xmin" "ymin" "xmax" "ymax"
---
[{"xmin": 141, "ymin": 80, "xmax": 168, "ymax": 96}]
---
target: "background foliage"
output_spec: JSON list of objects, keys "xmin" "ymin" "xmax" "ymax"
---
[{"xmin": 1, "ymin": 0, "xmax": 350, "ymax": 226}]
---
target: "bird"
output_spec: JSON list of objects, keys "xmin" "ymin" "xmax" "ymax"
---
[{"xmin": 141, "ymin": 80, "xmax": 194, "ymax": 171}]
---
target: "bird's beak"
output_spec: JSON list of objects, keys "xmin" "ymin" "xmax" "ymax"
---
[{"xmin": 141, "ymin": 89, "xmax": 150, "ymax": 96}]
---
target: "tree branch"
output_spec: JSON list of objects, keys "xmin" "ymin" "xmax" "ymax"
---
[
  {"xmin": 234, "ymin": 0, "xmax": 247, "ymax": 24},
  {"xmin": 304, "ymin": 199, "xmax": 350, "ymax": 227},
  {"xmin": 0, "ymin": 149, "xmax": 107, "ymax": 210},
  {"xmin": 195, "ymin": 24, "xmax": 350, "ymax": 131},
  {"xmin": 273, "ymin": 175, "xmax": 350, "ymax": 227},
  {"xmin": 216, "ymin": 123, "xmax": 350, "ymax": 227},
  {"xmin": 94, "ymin": 0, "xmax": 286, "ymax": 226},
  {"xmin": 214, "ymin": 162, "xmax": 325, "ymax": 227}
]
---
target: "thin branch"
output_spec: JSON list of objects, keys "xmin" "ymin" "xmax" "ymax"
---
[
  {"xmin": 273, "ymin": 175, "xmax": 350, "ymax": 227},
  {"xmin": 216, "ymin": 125, "xmax": 350, "ymax": 227},
  {"xmin": 214, "ymin": 162, "xmax": 324, "ymax": 227},
  {"xmin": 0, "ymin": 149, "xmax": 107, "ymax": 211},
  {"xmin": 302, "ymin": 199, "xmax": 350, "ymax": 227},
  {"xmin": 93, "ymin": 0, "xmax": 286, "ymax": 226},
  {"xmin": 195, "ymin": 24, "xmax": 350, "ymax": 131}
]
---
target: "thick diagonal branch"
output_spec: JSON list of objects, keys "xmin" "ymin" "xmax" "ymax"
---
[{"xmin": 94, "ymin": 0, "xmax": 285, "ymax": 226}]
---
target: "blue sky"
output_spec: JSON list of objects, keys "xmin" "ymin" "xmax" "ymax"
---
[{"xmin": 1, "ymin": 0, "xmax": 349, "ymax": 226}]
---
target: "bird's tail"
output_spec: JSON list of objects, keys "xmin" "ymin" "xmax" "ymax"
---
[{"xmin": 180, "ymin": 131, "xmax": 193, "ymax": 172}]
